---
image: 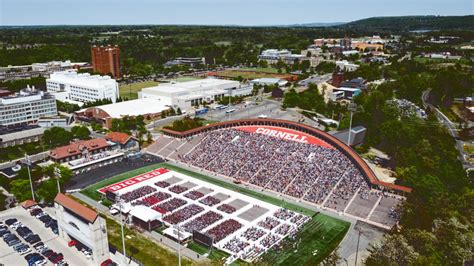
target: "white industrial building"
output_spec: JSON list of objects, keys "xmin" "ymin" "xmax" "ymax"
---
[
  {"xmin": 336, "ymin": 60, "xmax": 360, "ymax": 72},
  {"xmin": 258, "ymin": 49, "xmax": 306, "ymax": 65},
  {"xmin": 47, "ymin": 70, "xmax": 119, "ymax": 104},
  {"xmin": 138, "ymin": 78, "xmax": 252, "ymax": 110},
  {"xmin": 0, "ymin": 86, "xmax": 57, "ymax": 126},
  {"xmin": 250, "ymin": 78, "xmax": 288, "ymax": 87}
]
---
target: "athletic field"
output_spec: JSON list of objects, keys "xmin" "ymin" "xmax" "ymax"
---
[{"xmin": 81, "ymin": 162, "xmax": 350, "ymax": 264}]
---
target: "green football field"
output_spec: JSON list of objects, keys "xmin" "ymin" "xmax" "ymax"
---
[{"xmin": 81, "ymin": 162, "xmax": 350, "ymax": 265}]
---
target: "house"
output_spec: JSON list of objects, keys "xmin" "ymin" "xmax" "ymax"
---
[
  {"xmin": 49, "ymin": 138, "xmax": 111, "ymax": 163},
  {"xmin": 105, "ymin": 132, "xmax": 139, "ymax": 151}
]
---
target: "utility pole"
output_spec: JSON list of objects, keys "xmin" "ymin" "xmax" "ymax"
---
[
  {"xmin": 177, "ymin": 225, "xmax": 182, "ymax": 266},
  {"xmin": 25, "ymin": 153, "xmax": 35, "ymax": 201},
  {"xmin": 119, "ymin": 195, "xmax": 127, "ymax": 265},
  {"xmin": 347, "ymin": 103, "xmax": 357, "ymax": 146},
  {"xmin": 355, "ymin": 229, "xmax": 361, "ymax": 266},
  {"xmin": 54, "ymin": 166, "xmax": 61, "ymax": 194}
]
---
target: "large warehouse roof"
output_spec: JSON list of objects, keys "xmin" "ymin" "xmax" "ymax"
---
[
  {"xmin": 142, "ymin": 78, "xmax": 239, "ymax": 94},
  {"xmin": 88, "ymin": 98, "xmax": 170, "ymax": 118}
]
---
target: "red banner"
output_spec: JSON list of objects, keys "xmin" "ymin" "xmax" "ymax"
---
[
  {"xmin": 236, "ymin": 126, "xmax": 333, "ymax": 149},
  {"xmin": 98, "ymin": 168, "xmax": 169, "ymax": 194}
]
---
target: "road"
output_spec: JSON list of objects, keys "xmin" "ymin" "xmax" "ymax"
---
[
  {"xmin": 298, "ymin": 73, "xmax": 332, "ymax": 86},
  {"xmin": 422, "ymin": 90, "xmax": 473, "ymax": 170}
]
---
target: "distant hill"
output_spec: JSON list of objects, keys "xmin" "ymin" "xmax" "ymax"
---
[
  {"xmin": 340, "ymin": 15, "xmax": 474, "ymax": 31},
  {"xmin": 284, "ymin": 22, "xmax": 345, "ymax": 27}
]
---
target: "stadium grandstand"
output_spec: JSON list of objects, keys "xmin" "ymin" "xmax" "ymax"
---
[{"xmin": 146, "ymin": 119, "xmax": 410, "ymax": 228}]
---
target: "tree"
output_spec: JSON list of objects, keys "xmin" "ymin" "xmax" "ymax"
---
[
  {"xmin": 42, "ymin": 127, "xmax": 73, "ymax": 147},
  {"xmin": 176, "ymin": 107, "xmax": 182, "ymax": 115},
  {"xmin": 36, "ymin": 179, "xmax": 59, "ymax": 203},
  {"xmin": 71, "ymin": 125, "xmax": 91, "ymax": 140},
  {"xmin": 366, "ymin": 234, "xmax": 419, "ymax": 266},
  {"xmin": 10, "ymin": 179, "xmax": 33, "ymax": 202}
]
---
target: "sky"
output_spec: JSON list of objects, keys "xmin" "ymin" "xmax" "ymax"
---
[{"xmin": 0, "ymin": 0, "xmax": 472, "ymax": 26}]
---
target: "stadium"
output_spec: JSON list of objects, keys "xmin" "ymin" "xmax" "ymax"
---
[
  {"xmin": 148, "ymin": 119, "xmax": 411, "ymax": 229},
  {"xmin": 83, "ymin": 118, "xmax": 412, "ymax": 264}
]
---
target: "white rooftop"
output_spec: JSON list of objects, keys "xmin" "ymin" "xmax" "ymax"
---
[
  {"xmin": 130, "ymin": 205, "xmax": 162, "ymax": 222},
  {"xmin": 88, "ymin": 98, "xmax": 170, "ymax": 118},
  {"xmin": 143, "ymin": 78, "xmax": 239, "ymax": 93},
  {"xmin": 48, "ymin": 70, "xmax": 117, "ymax": 87}
]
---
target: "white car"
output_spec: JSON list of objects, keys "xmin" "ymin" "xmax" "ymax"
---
[
  {"xmin": 225, "ymin": 108, "xmax": 236, "ymax": 114},
  {"xmin": 258, "ymin": 114, "xmax": 268, "ymax": 119},
  {"xmin": 34, "ymin": 259, "xmax": 47, "ymax": 266},
  {"xmin": 19, "ymin": 247, "xmax": 31, "ymax": 255},
  {"xmin": 10, "ymin": 221, "xmax": 22, "ymax": 229}
]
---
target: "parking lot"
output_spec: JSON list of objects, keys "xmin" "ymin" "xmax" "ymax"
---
[{"xmin": 0, "ymin": 206, "xmax": 95, "ymax": 266}]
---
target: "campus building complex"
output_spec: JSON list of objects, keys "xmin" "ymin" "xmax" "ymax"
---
[
  {"xmin": 46, "ymin": 71, "xmax": 119, "ymax": 104},
  {"xmin": 0, "ymin": 86, "xmax": 57, "ymax": 126},
  {"xmin": 138, "ymin": 78, "xmax": 252, "ymax": 110}
]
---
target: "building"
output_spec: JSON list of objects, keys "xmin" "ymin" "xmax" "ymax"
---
[
  {"xmin": 164, "ymin": 57, "xmax": 206, "ymax": 68},
  {"xmin": 37, "ymin": 116, "xmax": 72, "ymax": 128},
  {"xmin": 250, "ymin": 78, "xmax": 289, "ymax": 87},
  {"xmin": 313, "ymin": 38, "xmax": 339, "ymax": 47},
  {"xmin": 336, "ymin": 60, "xmax": 360, "ymax": 72},
  {"xmin": 47, "ymin": 70, "xmax": 119, "ymax": 104},
  {"xmin": 340, "ymin": 78, "xmax": 367, "ymax": 89},
  {"xmin": 0, "ymin": 86, "xmax": 57, "ymax": 126},
  {"xmin": 49, "ymin": 138, "xmax": 111, "ymax": 164},
  {"xmin": 331, "ymin": 71, "xmax": 344, "ymax": 87},
  {"xmin": 330, "ymin": 126, "xmax": 366, "ymax": 146},
  {"xmin": 75, "ymin": 98, "xmax": 170, "ymax": 128},
  {"xmin": 91, "ymin": 45, "xmax": 121, "ymax": 78},
  {"xmin": 139, "ymin": 78, "xmax": 250, "ymax": 110},
  {"xmin": 258, "ymin": 49, "xmax": 306, "ymax": 65},
  {"xmin": 0, "ymin": 89, "xmax": 12, "ymax": 97},
  {"xmin": 352, "ymin": 42, "xmax": 384, "ymax": 51},
  {"xmin": 0, "ymin": 125, "xmax": 45, "ymax": 148},
  {"xmin": 105, "ymin": 132, "xmax": 139, "ymax": 151},
  {"xmin": 332, "ymin": 87, "xmax": 362, "ymax": 100},
  {"xmin": 54, "ymin": 193, "xmax": 109, "ymax": 264},
  {"xmin": 0, "ymin": 60, "xmax": 89, "ymax": 82}
]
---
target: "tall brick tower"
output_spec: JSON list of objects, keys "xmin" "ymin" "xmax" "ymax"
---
[{"xmin": 91, "ymin": 45, "xmax": 121, "ymax": 78}]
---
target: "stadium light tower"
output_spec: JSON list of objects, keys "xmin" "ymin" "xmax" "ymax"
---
[
  {"xmin": 25, "ymin": 153, "xmax": 35, "ymax": 201},
  {"xmin": 347, "ymin": 102, "xmax": 357, "ymax": 147},
  {"xmin": 118, "ymin": 194, "xmax": 128, "ymax": 265}
]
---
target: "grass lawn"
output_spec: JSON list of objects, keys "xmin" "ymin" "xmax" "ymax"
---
[
  {"xmin": 105, "ymin": 216, "xmax": 194, "ymax": 266},
  {"xmin": 81, "ymin": 162, "xmax": 349, "ymax": 265},
  {"xmin": 119, "ymin": 81, "xmax": 159, "ymax": 100},
  {"xmin": 258, "ymin": 215, "xmax": 349, "ymax": 265},
  {"xmin": 187, "ymin": 241, "xmax": 229, "ymax": 261}
]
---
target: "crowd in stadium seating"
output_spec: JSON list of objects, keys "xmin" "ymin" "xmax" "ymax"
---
[
  {"xmin": 257, "ymin": 217, "xmax": 281, "ymax": 230},
  {"xmin": 184, "ymin": 190, "xmax": 205, "ymax": 200},
  {"xmin": 217, "ymin": 203, "xmax": 237, "ymax": 214},
  {"xmin": 223, "ymin": 237, "xmax": 250, "ymax": 253},
  {"xmin": 120, "ymin": 185, "xmax": 157, "ymax": 203},
  {"xmin": 207, "ymin": 219, "xmax": 242, "ymax": 242},
  {"xmin": 131, "ymin": 191, "xmax": 171, "ymax": 206},
  {"xmin": 183, "ymin": 211, "xmax": 223, "ymax": 233},
  {"xmin": 169, "ymin": 185, "xmax": 189, "ymax": 194},
  {"xmin": 260, "ymin": 234, "xmax": 281, "ymax": 248},
  {"xmin": 181, "ymin": 129, "xmax": 370, "ymax": 212},
  {"xmin": 199, "ymin": 195, "xmax": 221, "ymax": 206},
  {"xmin": 275, "ymin": 224, "xmax": 294, "ymax": 236},
  {"xmin": 273, "ymin": 209, "xmax": 295, "ymax": 221},
  {"xmin": 163, "ymin": 204, "xmax": 204, "ymax": 224},
  {"xmin": 155, "ymin": 181, "xmax": 170, "ymax": 188},
  {"xmin": 154, "ymin": 198, "xmax": 187, "ymax": 213},
  {"xmin": 242, "ymin": 227, "xmax": 267, "ymax": 241}
]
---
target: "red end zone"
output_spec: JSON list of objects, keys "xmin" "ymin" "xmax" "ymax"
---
[
  {"xmin": 236, "ymin": 125, "xmax": 334, "ymax": 149},
  {"xmin": 98, "ymin": 168, "xmax": 169, "ymax": 194}
]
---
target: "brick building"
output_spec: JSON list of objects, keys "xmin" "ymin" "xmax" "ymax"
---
[{"xmin": 91, "ymin": 45, "xmax": 121, "ymax": 78}]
